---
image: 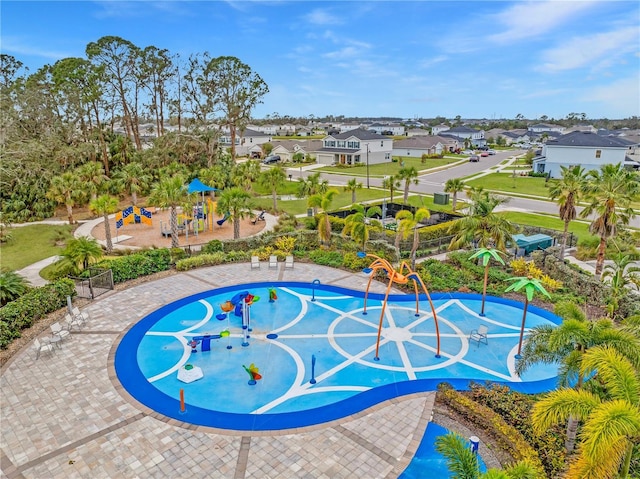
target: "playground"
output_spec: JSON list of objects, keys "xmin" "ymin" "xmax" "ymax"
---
[
  {"xmin": 115, "ymin": 281, "xmax": 561, "ymax": 431},
  {"xmin": 90, "ymin": 206, "xmax": 267, "ymax": 248}
]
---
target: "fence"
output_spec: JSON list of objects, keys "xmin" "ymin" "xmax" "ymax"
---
[{"xmin": 70, "ymin": 267, "xmax": 114, "ymax": 299}]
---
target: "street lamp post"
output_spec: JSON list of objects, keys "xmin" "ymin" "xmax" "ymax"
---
[{"xmin": 366, "ymin": 144, "xmax": 370, "ymax": 189}]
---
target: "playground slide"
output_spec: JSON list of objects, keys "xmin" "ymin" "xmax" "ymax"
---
[{"xmin": 216, "ymin": 213, "xmax": 230, "ymax": 226}]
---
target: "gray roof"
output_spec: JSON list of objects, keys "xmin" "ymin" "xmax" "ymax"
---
[
  {"xmin": 548, "ymin": 131, "xmax": 630, "ymax": 148},
  {"xmin": 329, "ymin": 128, "xmax": 388, "ymax": 140},
  {"xmin": 394, "ymin": 136, "xmax": 443, "ymax": 149},
  {"xmin": 447, "ymin": 126, "xmax": 480, "ymax": 133}
]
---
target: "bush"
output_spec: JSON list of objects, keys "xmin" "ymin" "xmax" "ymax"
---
[
  {"xmin": 202, "ymin": 239, "xmax": 224, "ymax": 253},
  {"xmin": 98, "ymin": 249, "xmax": 172, "ymax": 283},
  {"xmin": 175, "ymin": 252, "xmax": 226, "ymax": 271},
  {"xmin": 0, "ymin": 278, "xmax": 76, "ymax": 349},
  {"xmin": 309, "ymin": 250, "xmax": 344, "ymax": 268}
]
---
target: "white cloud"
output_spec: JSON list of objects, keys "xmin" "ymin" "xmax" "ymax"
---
[
  {"xmin": 419, "ymin": 55, "xmax": 447, "ymax": 69},
  {"xmin": 304, "ymin": 8, "xmax": 343, "ymax": 26},
  {"xmin": 1, "ymin": 37, "xmax": 72, "ymax": 62},
  {"xmin": 322, "ymin": 47, "xmax": 361, "ymax": 60},
  {"xmin": 582, "ymin": 76, "xmax": 640, "ymax": 117},
  {"xmin": 488, "ymin": 0, "xmax": 600, "ymax": 44},
  {"xmin": 521, "ymin": 88, "xmax": 569, "ymax": 99},
  {"xmin": 537, "ymin": 26, "xmax": 639, "ymax": 72}
]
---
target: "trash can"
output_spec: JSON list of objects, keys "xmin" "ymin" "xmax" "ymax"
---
[
  {"xmin": 307, "ymin": 208, "xmax": 313, "ymax": 217},
  {"xmin": 433, "ymin": 192, "xmax": 450, "ymax": 205}
]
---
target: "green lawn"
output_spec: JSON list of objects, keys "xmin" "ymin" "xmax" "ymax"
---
[
  {"xmin": 466, "ymin": 173, "xmax": 552, "ymax": 197},
  {"xmin": 499, "ymin": 211, "xmax": 595, "ymax": 239},
  {"xmin": 1, "ymin": 224, "xmax": 74, "ymax": 271},
  {"xmin": 315, "ymin": 156, "xmax": 462, "ymax": 177}
]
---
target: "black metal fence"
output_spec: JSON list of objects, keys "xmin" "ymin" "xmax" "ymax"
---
[{"xmin": 70, "ymin": 267, "xmax": 114, "ymax": 299}]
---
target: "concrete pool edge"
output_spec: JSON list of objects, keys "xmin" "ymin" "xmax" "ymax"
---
[{"xmin": 111, "ymin": 281, "xmax": 562, "ymax": 432}]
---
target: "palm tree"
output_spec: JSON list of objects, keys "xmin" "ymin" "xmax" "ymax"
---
[
  {"xmin": 258, "ymin": 166, "xmax": 287, "ymax": 211},
  {"xmin": 395, "ymin": 207, "xmax": 430, "ymax": 269},
  {"xmin": 435, "ymin": 432, "xmax": 540, "ymax": 479},
  {"xmin": 342, "ymin": 204, "xmax": 381, "ymax": 250},
  {"xmin": 505, "ymin": 276, "xmax": 551, "ymax": 357},
  {"xmin": 548, "ymin": 165, "xmax": 587, "ymax": 260},
  {"xmin": 344, "ymin": 178, "xmax": 363, "ymax": 204},
  {"xmin": 516, "ymin": 301, "xmax": 640, "ymax": 452},
  {"xmin": 46, "ymin": 172, "xmax": 83, "ymax": 224},
  {"xmin": 445, "ymin": 178, "xmax": 465, "ymax": 211},
  {"xmin": 308, "ymin": 188, "xmax": 339, "ymax": 246},
  {"xmin": 112, "ymin": 162, "xmax": 152, "ymax": 206},
  {"xmin": 602, "ymin": 254, "xmax": 640, "ymax": 317},
  {"xmin": 397, "ymin": 166, "xmax": 419, "ymax": 204},
  {"xmin": 448, "ymin": 190, "xmax": 515, "ymax": 251},
  {"xmin": 231, "ymin": 160, "xmax": 262, "ymax": 192},
  {"xmin": 60, "ymin": 237, "xmax": 103, "ymax": 273},
  {"xmin": 469, "ymin": 248, "xmax": 505, "ymax": 316},
  {"xmin": 0, "ymin": 270, "xmax": 31, "ymax": 306},
  {"xmin": 216, "ymin": 187, "xmax": 254, "ymax": 239},
  {"xmin": 580, "ymin": 164, "xmax": 640, "ymax": 278},
  {"xmin": 532, "ymin": 346, "xmax": 640, "ymax": 479},
  {"xmin": 148, "ymin": 175, "xmax": 190, "ymax": 248},
  {"xmin": 89, "ymin": 195, "xmax": 119, "ymax": 254},
  {"xmin": 382, "ymin": 175, "xmax": 401, "ymax": 202},
  {"xmin": 297, "ymin": 172, "xmax": 329, "ymax": 215},
  {"xmin": 76, "ymin": 161, "xmax": 109, "ymax": 202}
]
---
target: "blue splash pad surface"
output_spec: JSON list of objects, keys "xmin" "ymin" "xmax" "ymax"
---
[{"xmin": 115, "ymin": 282, "xmax": 561, "ymax": 430}]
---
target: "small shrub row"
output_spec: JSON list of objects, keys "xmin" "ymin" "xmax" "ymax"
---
[
  {"xmin": 0, "ymin": 278, "xmax": 76, "ymax": 349},
  {"xmin": 98, "ymin": 249, "xmax": 172, "ymax": 283},
  {"xmin": 437, "ymin": 383, "xmax": 545, "ymax": 476}
]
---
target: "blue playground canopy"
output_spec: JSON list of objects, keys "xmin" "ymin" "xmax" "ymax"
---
[{"xmin": 187, "ymin": 178, "xmax": 217, "ymax": 194}]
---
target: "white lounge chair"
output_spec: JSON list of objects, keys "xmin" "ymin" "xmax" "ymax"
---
[
  {"xmin": 285, "ymin": 255, "xmax": 294, "ymax": 269},
  {"xmin": 71, "ymin": 307, "xmax": 88, "ymax": 325},
  {"xmin": 469, "ymin": 325, "xmax": 489, "ymax": 346},
  {"xmin": 64, "ymin": 313, "xmax": 82, "ymax": 330},
  {"xmin": 50, "ymin": 322, "xmax": 71, "ymax": 342},
  {"xmin": 34, "ymin": 338, "xmax": 55, "ymax": 360},
  {"xmin": 269, "ymin": 255, "xmax": 278, "ymax": 269},
  {"xmin": 251, "ymin": 256, "xmax": 260, "ymax": 269}
]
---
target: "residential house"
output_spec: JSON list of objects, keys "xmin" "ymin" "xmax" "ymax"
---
[
  {"xmin": 220, "ymin": 128, "xmax": 272, "ymax": 157},
  {"xmin": 368, "ymin": 123, "xmax": 405, "ymax": 136},
  {"xmin": 431, "ymin": 124, "xmax": 450, "ymax": 136},
  {"xmin": 270, "ymin": 139, "xmax": 323, "ymax": 162},
  {"xmin": 500, "ymin": 130, "xmax": 531, "ymax": 145},
  {"xmin": 316, "ymin": 128, "xmax": 393, "ymax": 166},
  {"xmin": 527, "ymin": 123, "xmax": 565, "ymax": 134},
  {"xmin": 441, "ymin": 126, "xmax": 486, "ymax": 147},
  {"xmin": 406, "ymin": 128, "xmax": 430, "ymax": 137},
  {"xmin": 392, "ymin": 136, "xmax": 447, "ymax": 157},
  {"xmin": 339, "ymin": 123, "xmax": 362, "ymax": 133},
  {"xmin": 533, "ymin": 131, "xmax": 634, "ymax": 178}
]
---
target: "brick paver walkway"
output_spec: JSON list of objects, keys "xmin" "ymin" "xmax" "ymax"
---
[{"xmin": 1, "ymin": 262, "xmax": 435, "ymax": 479}]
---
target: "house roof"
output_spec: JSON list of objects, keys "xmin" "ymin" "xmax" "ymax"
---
[
  {"xmin": 317, "ymin": 147, "xmax": 360, "ymax": 153},
  {"xmin": 548, "ymin": 131, "xmax": 630, "ymax": 148},
  {"xmin": 393, "ymin": 136, "xmax": 443, "ymax": 149},
  {"xmin": 329, "ymin": 128, "xmax": 388, "ymax": 140},
  {"xmin": 447, "ymin": 126, "xmax": 480, "ymax": 133}
]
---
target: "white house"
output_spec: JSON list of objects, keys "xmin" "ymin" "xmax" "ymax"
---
[
  {"xmin": 339, "ymin": 123, "xmax": 362, "ymax": 133},
  {"xmin": 533, "ymin": 131, "xmax": 632, "ymax": 178},
  {"xmin": 368, "ymin": 123, "xmax": 405, "ymax": 136},
  {"xmin": 315, "ymin": 128, "xmax": 392, "ymax": 166},
  {"xmin": 406, "ymin": 128, "xmax": 430, "ymax": 137},
  {"xmin": 393, "ymin": 136, "xmax": 447, "ymax": 157},
  {"xmin": 528, "ymin": 123, "xmax": 565, "ymax": 134},
  {"xmin": 441, "ymin": 126, "xmax": 486, "ymax": 147},
  {"xmin": 220, "ymin": 128, "xmax": 272, "ymax": 156},
  {"xmin": 431, "ymin": 124, "xmax": 450, "ymax": 136},
  {"xmin": 270, "ymin": 139, "xmax": 322, "ymax": 162}
]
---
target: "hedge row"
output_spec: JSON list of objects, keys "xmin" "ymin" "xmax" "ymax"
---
[
  {"xmin": 437, "ymin": 383, "xmax": 545, "ymax": 476},
  {"xmin": 97, "ymin": 249, "xmax": 172, "ymax": 283},
  {"xmin": 0, "ymin": 278, "xmax": 76, "ymax": 349}
]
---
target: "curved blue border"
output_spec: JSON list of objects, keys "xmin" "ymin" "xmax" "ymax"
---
[{"xmin": 115, "ymin": 282, "xmax": 561, "ymax": 431}]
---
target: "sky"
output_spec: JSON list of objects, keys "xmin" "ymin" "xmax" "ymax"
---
[{"xmin": 2, "ymin": 0, "xmax": 639, "ymax": 120}]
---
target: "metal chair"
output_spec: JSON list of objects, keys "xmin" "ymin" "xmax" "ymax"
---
[
  {"xmin": 285, "ymin": 255, "xmax": 294, "ymax": 269},
  {"xmin": 33, "ymin": 338, "xmax": 56, "ymax": 360},
  {"xmin": 469, "ymin": 325, "xmax": 489, "ymax": 346},
  {"xmin": 50, "ymin": 322, "xmax": 71, "ymax": 342},
  {"xmin": 269, "ymin": 255, "xmax": 278, "ymax": 269},
  {"xmin": 251, "ymin": 256, "xmax": 260, "ymax": 269}
]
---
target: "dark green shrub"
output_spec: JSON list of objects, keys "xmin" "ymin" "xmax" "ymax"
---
[
  {"xmin": 203, "ymin": 239, "xmax": 224, "ymax": 253},
  {"xmin": 175, "ymin": 253, "xmax": 226, "ymax": 271},
  {"xmin": 170, "ymin": 247, "xmax": 187, "ymax": 262},
  {"xmin": 99, "ymin": 249, "xmax": 171, "ymax": 283},
  {"xmin": 302, "ymin": 216, "xmax": 317, "ymax": 230},
  {"xmin": 309, "ymin": 250, "xmax": 343, "ymax": 267},
  {"xmin": 0, "ymin": 278, "xmax": 76, "ymax": 349}
]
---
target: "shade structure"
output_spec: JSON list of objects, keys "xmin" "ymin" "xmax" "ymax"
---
[{"xmin": 187, "ymin": 178, "xmax": 217, "ymax": 194}]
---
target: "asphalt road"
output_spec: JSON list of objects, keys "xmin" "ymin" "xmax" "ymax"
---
[{"xmin": 284, "ymin": 150, "xmax": 640, "ymax": 229}]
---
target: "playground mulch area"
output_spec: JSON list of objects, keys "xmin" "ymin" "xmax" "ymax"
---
[{"xmin": 91, "ymin": 208, "xmax": 266, "ymax": 249}]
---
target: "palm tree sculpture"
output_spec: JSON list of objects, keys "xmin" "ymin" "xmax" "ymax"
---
[
  {"xmin": 148, "ymin": 175, "xmax": 191, "ymax": 248},
  {"xmin": 580, "ymin": 164, "xmax": 639, "ymax": 279},
  {"xmin": 505, "ymin": 275, "xmax": 551, "ymax": 358},
  {"xmin": 90, "ymin": 194, "xmax": 119, "ymax": 254},
  {"xmin": 258, "ymin": 166, "xmax": 287, "ymax": 211},
  {"xmin": 548, "ymin": 165, "xmax": 586, "ymax": 260},
  {"xmin": 216, "ymin": 187, "xmax": 254, "ymax": 240},
  {"xmin": 444, "ymin": 178, "xmax": 465, "ymax": 211},
  {"xmin": 344, "ymin": 178, "xmax": 363, "ymax": 204},
  {"xmin": 397, "ymin": 166, "xmax": 419, "ymax": 205},
  {"xmin": 469, "ymin": 248, "xmax": 505, "ymax": 316},
  {"xmin": 342, "ymin": 204, "xmax": 381, "ymax": 250},
  {"xmin": 516, "ymin": 301, "xmax": 640, "ymax": 452},
  {"xmin": 395, "ymin": 207, "xmax": 430, "ymax": 270},
  {"xmin": 532, "ymin": 346, "xmax": 640, "ymax": 479},
  {"xmin": 308, "ymin": 188, "xmax": 339, "ymax": 246}
]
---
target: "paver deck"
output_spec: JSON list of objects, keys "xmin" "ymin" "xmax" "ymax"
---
[{"xmin": 1, "ymin": 262, "xmax": 436, "ymax": 479}]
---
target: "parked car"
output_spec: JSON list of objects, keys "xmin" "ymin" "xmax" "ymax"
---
[
  {"xmin": 480, "ymin": 152, "xmax": 489, "ymax": 157},
  {"xmin": 469, "ymin": 155, "xmax": 480, "ymax": 162},
  {"xmin": 488, "ymin": 149, "xmax": 496, "ymax": 155},
  {"xmin": 262, "ymin": 155, "xmax": 281, "ymax": 164}
]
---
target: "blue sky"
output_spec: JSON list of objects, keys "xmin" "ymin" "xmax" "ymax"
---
[{"xmin": 2, "ymin": 1, "xmax": 639, "ymax": 120}]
